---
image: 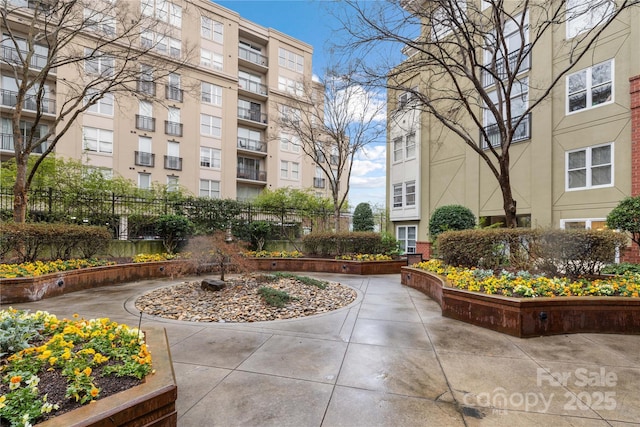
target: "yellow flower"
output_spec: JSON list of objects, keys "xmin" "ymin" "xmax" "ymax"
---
[
  {"xmin": 0, "ymin": 395, "xmax": 6, "ymax": 409},
  {"xmin": 90, "ymin": 387, "xmax": 100, "ymax": 398},
  {"xmin": 83, "ymin": 367, "xmax": 92, "ymax": 376}
]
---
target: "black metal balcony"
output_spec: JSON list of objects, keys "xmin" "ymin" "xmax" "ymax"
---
[
  {"xmin": 164, "ymin": 121, "xmax": 183, "ymax": 136},
  {"xmin": 1, "ymin": 45, "xmax": 49, "ymax": 71},
  {"xmin": 481, "ymin": 113, "xmax": 531, "ymax": 149},
  {"xmin": 165, "ymin": 85, "xmax": 183, "ymax": 102},
  {"xmin": 313, "ymin": 177, "xmax": 325, "ymax": 188},
  {"xmin": 135, "ymin": 115, "xmax": 155, "ymax": 131},
  {"xmin": 135, "ymin": 151, "xmax": 155, "ymax": 167},
  {"xmin": 238, "ymin": 77, "xmax": 268, "ymax": 96},
  {"xmin": 482, "ymin": 44, "xmax": 531, "ymax": 88},
  {"xmin": 0, "ymin": 89, "xmax": 56, "ymax": 114},
  {"xmin": 137, "ymin": 80, "xmax": 156, "ymax": 96},
  {"xmin": 237, "ymin": 137, "xmax": 266, "ymax": 153},
  {"xmin": 164, "ymin": 155, "xmax": 182, "ymax": 170},
  {"xmin": 238, "ymin": 46, "xmax": 268, "ymax": 67},
  {"xmin": 237, "ymin": 167, "xmax": 267, "ymax": 182},
  {"xmin": 238, "ymin": 107, "xmax": 267, "ymax": 124}
]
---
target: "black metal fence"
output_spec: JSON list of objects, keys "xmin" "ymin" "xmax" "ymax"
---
[{"xmin": 0, "ymin": 187, "xmax": 336, "ymax": 241}]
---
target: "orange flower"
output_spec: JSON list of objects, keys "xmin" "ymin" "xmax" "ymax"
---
[
  {"xmin": 9, "ymin": 375, "xmax": 21, "ymax": 384},
  {"xmin": 90, "ymin": 387, "xmax": 100, "ymax": 397}
]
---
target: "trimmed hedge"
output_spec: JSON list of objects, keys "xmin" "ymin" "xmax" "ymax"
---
[
  {"xmin": 437, "ymin": 228, "xmax": 627, "ymax": 276},
  {"xmin": 302, "ymin": 232, "xmax": 396, "ymax": 257},
  {"xmin": 0, "ymin": 223, "xmax": 112, "ymax": 263}
]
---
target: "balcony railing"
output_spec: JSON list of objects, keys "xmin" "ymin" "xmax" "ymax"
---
[
  {"xmin": 164, "ymin": 155, "xmax": 182, "ymax": 170},
  {"xmin": 313, "ymin": 177, "xmax": 325, "ymax": 188},
  {"xmin": 237, "ymin": 136, "xmax": 266, "ymax": 153},
  {"xmin": 164, "ymin": 121, "xmax": 183, "ymax": 136},
  {"xmin": 481, "ymin": 113, "xmax": 531, "ymax": 149},
  {"xmin": 482, "ymin": 44, "xmax": 531, "ymax": 87},
  {"xmin": 1, "ymin": 45, "xmax": 50, "ymax": 71},
  {"xmin": 165, "ymin": 85, "xmax": 183, "ymax": 102},
  {"xmin": 238, "ymin": 77, "xmax": 268, "ymax": 96},
  {"xmin": 135, "ymin": 151, "xmax": 155, "ymax": 167},
  {"xmin": 0, "ymin": 89, "xmax": 56, "ymax": 114},
  {"xmin": 237, "ymin": 107, "xmax": 267, "ymax": 124},
  {"xmin": 1, "ymin": 133, "xmax": 49, "ymax": 153},
  {"xmin": 237, "ymin": 167, "xmax": 267, "ymax": 182},
  {"xmin": 135, "ymin": 115, "xmax": 155, "ymax": 131},
  {"xmin": 137, "ymin": 80, "xmax": 156, "ymax": 96},
  {"xmin": 238, "ymin": 46, "xmax": 268, "ymax": 67}
]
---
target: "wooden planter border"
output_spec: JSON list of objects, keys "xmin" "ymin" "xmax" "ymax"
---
[
  {"xmin": 402, "ymin": 267, "xmax": 640, "ymax": 337},
  {"xmin": 250, "ymin": 257, "xmax": 407, "ymax": 275},
  {"xmin": 38, "ymin": 327, "xmax": 177, "ymax": 427}
]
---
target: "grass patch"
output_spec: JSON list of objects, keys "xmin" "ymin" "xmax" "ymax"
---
[
  {"xmin": 257, "ymin": 287, "xmax": 294, "ymax": 308},
  {"xmin": 272, "ymin": 272, "xmax": 327, "ymax": 289}
]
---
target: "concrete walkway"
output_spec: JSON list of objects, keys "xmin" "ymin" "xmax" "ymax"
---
[{"xmin": 8, "ymin": 273, "xmax": 640, "ymax": 426}]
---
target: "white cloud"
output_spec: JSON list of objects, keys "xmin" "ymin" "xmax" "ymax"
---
[
  {"xmin": 350, "ymin": 175, "xmax": 386, "ymax": 188},
  {"xmin": 351, "ymin": 159, "xmax": 384, "ymax": 177},
  {"xmin": 357, "ymin": 144, "xmax": 386, "ymax": 162}
]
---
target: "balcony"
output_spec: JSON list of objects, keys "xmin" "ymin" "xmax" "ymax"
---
[
  {"xmin": 237, "ymin": 136, "xmax": 266, "ymax": 154},
  {"xmin": 238, "ymin": 46, "xmax": 268, "ymax": 68},
  {"xmin": 313, "ymin": 177, "xmax": 326, "ymax": 188},
  {"xmin": 237, "ymin": 107, "xmax": 267, "ymax": 125},
  {"xmin": 237, "ymin": 167, "xmax": 267, "ymax": 182},
  {"xmin": 164, "ymin": 155, "xmax": 182, "ymax": 170},
  {"xmin": 135, "ymin": 151, "xmax": 155, "ymax": 167},
  {"xmin": 481, "ymin": 113, "xmax": 531, "ymax": 149},
  {"xmin": 0, "ymin": 89, "xmax": 56, "ymax": 114},
  {"xmin": 1, "ymin": 45, "xmax": 50, "ymax": 71},
  {"xmin": 1, "ymin": 133, "xmax": 49, "ymax": 153},
  {"xmin": 238, "ymin": 77, "xmax": 268, "ymax": 97},
  {"xmin": 165, "ymin": 85, "xmax": 183, "ymax": 102},
  {"xmin": 135, "ymin": 115, "xmax": 155, "ymax": 132},
  {"xmin": 137, "ymin": 80, "xmax": 156, "ymax": 96},
  {"xmin": 482, "ymin": 44, "xmax": 531, "ymax": 88},
  {"xmin": 164, "ymin": 121, "xmax": 183, "ymax": 137}
]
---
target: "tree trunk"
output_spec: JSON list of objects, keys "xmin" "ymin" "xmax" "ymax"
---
[
  {"xmin": 334, "ymin": 206, "xmax": 341, "ymax": 231},
  {"xmin": 498, "ymin": 166, "xmax": 517, "ymax": 228},
  {"xmin": 13, "ymin": 155, "xmax": 28, "ymax": 223}
]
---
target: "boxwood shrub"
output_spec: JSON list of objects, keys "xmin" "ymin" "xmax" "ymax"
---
[{"xmin": 302, "ymin": 232, "xmax": 392, "ymax": 257}]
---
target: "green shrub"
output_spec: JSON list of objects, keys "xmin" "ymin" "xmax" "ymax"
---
[
  {"xmin": 429, "ymin": 205, "xmax": 476, "ymax": 241},
  {"xmin": 302, "ymin": 232, "xmax": 390, "ymax": 257},
  {"xmin": 607, "ymin": 196, "xmax": 640, "ymax": 249},
  {"xmin": 353, "ymin": 203, "xmax": 374, "ymax": 232},
  {"xmin": 258, "ymin": 287, "xmax": 294, "ymax": 308},
  {"xmin": 250, "ymin": 221, "xmax": 272, "ymax": 251},
  {"xmin": 601, "ymin": 262, "xmax": 640, "ymax": 275},
  {"xmin": 156, "ymin": 215, "xmax": 194, "ymax": 254}
]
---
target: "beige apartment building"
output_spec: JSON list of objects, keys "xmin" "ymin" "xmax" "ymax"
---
[
  {"xmin": 1, "ymin": 0, "xmax": 334, "ymax": 202},
  {"xmin": 387, "ymin": 1, "xmax": 640, "ymax": 257}
]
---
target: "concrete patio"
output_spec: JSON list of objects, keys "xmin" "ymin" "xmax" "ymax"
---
[{"xmin": 8, "ymin": 273, "xmax": 640, "ymax": 426}]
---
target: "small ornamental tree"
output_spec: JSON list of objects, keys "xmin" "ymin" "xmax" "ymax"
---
[
  {"xmin": 353, "ymin": 203, "xmax": 375, "ymax": 232},
  {"xmin": 429, "ymin": 205, "xmax": 476, "ymax": 241},
  {"xmin": 607, "ymin": 196, "xmax": 640, "ymax": 250},
  {"xmin": 156, "ymin": 215, "xmax": 194, "ymax": 254},
  {"xmin": 185, "ymin": 232, "xmax": 250, "ymax": 281}
]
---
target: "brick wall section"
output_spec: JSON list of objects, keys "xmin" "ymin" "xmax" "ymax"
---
[
  {"xmin": 415, "ymin": 241, "xmax": 432, "ymax": 260},
  {"xmin": 622, "ymin": 75, "xmax": 640, "ymax": 263}
]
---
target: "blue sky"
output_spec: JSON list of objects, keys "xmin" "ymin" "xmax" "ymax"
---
[{"xmin": 216, "ymin": 0, "xmax": 388, "ymax": 211}]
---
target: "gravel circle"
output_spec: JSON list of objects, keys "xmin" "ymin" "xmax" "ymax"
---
[{"xmin": 135, "ymin": 274, "xmax": 358, "ymax": 322}]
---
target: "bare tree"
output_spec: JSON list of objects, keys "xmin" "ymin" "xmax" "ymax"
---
[
  {"xmin": 1, "ymin": 0, "xmax": 192, "ymax": 222},
  {"xmin": 334, "ymin": 0, "xmax": 639, "ymax": 227},
  {"xmin": 273, "ymin": 71, "xmax": 385, "ymax": 230}
]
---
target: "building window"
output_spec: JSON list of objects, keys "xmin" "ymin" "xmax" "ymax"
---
[
  {"xmin": 567, "ymin": 59, "xmax": 613, "ymax": 114},
  {"xmin": 85, "ymin": 91, "xmax": 113, "ymax": 116},
  {"xmin": 138, "ymin": 173, "xmax": 151, "ymax": 189},
  {"xmin": 405, "ymin": 181, "xmax": 416, "ymax": 206},
  {"xmin": 560, "ymin": 218, "xmax": 607, "ymax": 230},
  {"xmin": 405, "ymin": 134, "xmax": 416, "ymax": 159},
  {"xmin": 280, "ymin": 160, "xmax": 289, "ymax": 178},
  {"xmin": 278, "ymin": 76, "xmax": 303, "ymax": 96},
  {"xmin": 84, "ymin": 49, "xmax": 114, "ymax": 76},
  {"xmin": 483, "ymin": 78, "xmax": 530, "ymax": 148},
  {"xmin": 291, "ymin": 162, "xmax": 299, "ymax": 180},
  {"xmin": 201, "ymin": 82, "xmax": 222, "ymax": 105},
  {"xmin": 278, "ymin": 47, "xmax": 304, "ymax": 73},
  {"xmin": 431, "ymin": 1, "xmax": 466, "ymax": 40},
  {"xmin": 84, "ymin": 9, "xmax": 116, "ymax": 35},
  {"xmin": 200, "ymin": 147, "xmax": 221, "ymax": 168},
  {"xmin": 393, "ymin": 137, "xmax": 403, "ymax": 162},
  {"xmin": 566, "ymin": 0, "xmax": 615, "ymax": 39},
  {"xmin": 83, "ymin": 127, "xmax": 113, "ymax": 154},
  {"xmin": 141, "ymin": 0, "xmax": 180, "ymax": 23},
  {"xmin": 201, "ymin": 16, "xmax": 223, "ymax": 43},
  {"xmin": 200, "ymin": 179, "xmax": 220, "ymax": 198},
  {"xmin": 200, "ymin": 114, "xmax": 221, "ymax": 137},
  {"xmin": 393, "ymin": 184, "xmax": 402, "ymax": 208},
  {"xmin": 167, "ymin": 175, "xmax": 179, "ymax": 192},
  {"xmin": 397, "ymin": 225, "xmax": 417, "ymax": 254},
  {"xmin": 201, "ymin": 49, "xmax": 223, "ymax": 70},
  {"xmin": 566, "ymin": 143, "xmax": 613, "ymax": 190},
  {"xmin": 169, "ymin": 3, "xmax": 181, "ymax": 27}
]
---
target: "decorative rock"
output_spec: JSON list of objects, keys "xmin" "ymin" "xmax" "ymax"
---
[{"xmin": 201, "ymin": 279, "xmax": 226, "ymax": 292}]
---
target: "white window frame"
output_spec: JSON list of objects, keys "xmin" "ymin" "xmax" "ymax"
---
[
  {"xmin": 278, "ymin": 47, "xmax": 304, "ymax": 73},
  {"xmin": 405, "ymin": 181, "xmax": 416, "ymax": 206},
  {"xmin": 138, "ymin": 172, "xmax": 151, "ymax": 190},
  {"xmin": 280, "ymin": 160, "xmax": 289, "ymax": 178},
  {"xmin": 291, "ymin": 162, "xmax": 299, "ymax": 180},
  {"xmin": 166, "ymin": 175, "xmax": 179, "ymax": 192},
  {"xmin": 84, "ymin": 49, "xmax": 114, "ymax": 76},
  {"xmin": 566, "ymin": 0, "xmax": 615, "ymax": 40},
  {"xmin": 83, "ymin": 127, "xmax": 113, "ymax": 154},
  {"xmin": 405, "ymin": 133, "xmax": 416, "ymax": 159},
  {"xmin": 85, "ymin": 91, "xmax": 114, "ymax": 116},
  {"xmin": 199, "ymin": 179, "xmax": 220, "ymax": 198},
  {"xmin": 200, "ymin": 146, "xmax": 221, "ymax": 168},
  {"xmin": 393, "ymin": 183, "xmax": 403, "ymax": 208},
  {"xmin": 169, "ymin": 3, "xmax": 181, "ymax": 27},
  {"xmin": 397, "ymin": 225, "xmax": 417, "ymax": 254},
  {"xmin": 200, "ymin": 114, "xmax": 221, "ymax": 137},
  {"xmin": 566, "ymin": 59, "xmax": 614, "ymax": 115},
  {"xmin": 565, "ymin": 142, "xmax": 614, "ymax": 191},
  {"xmin": 560, "ymin": 218, "xmax": 607, "ymax": 230},
  {"xmin": 201, "ymin": 16, "xmax": 223, "ymax": 43},
  {"xmin": 201, "ymin": 82, "xmax": 222, "ymax": 105},
  {"xmin": 393, "ymin": 137, "xmax": 403, "ymax": 163}
]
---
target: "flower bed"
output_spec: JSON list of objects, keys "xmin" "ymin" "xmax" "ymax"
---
[
  {"xmin": 249, "ymin": 257, "xmax": 407, "ymax": 275},
  {"xmin": 0, "ymin": 310, "xmax": 176, "ymax": 427},
  {"xmin": 0, "ymin": 259, "xmax": 115, "ymax": 279},
  {"xmin": 402, "ymin": 266, "xmax": 640, "ymax": 337}
]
